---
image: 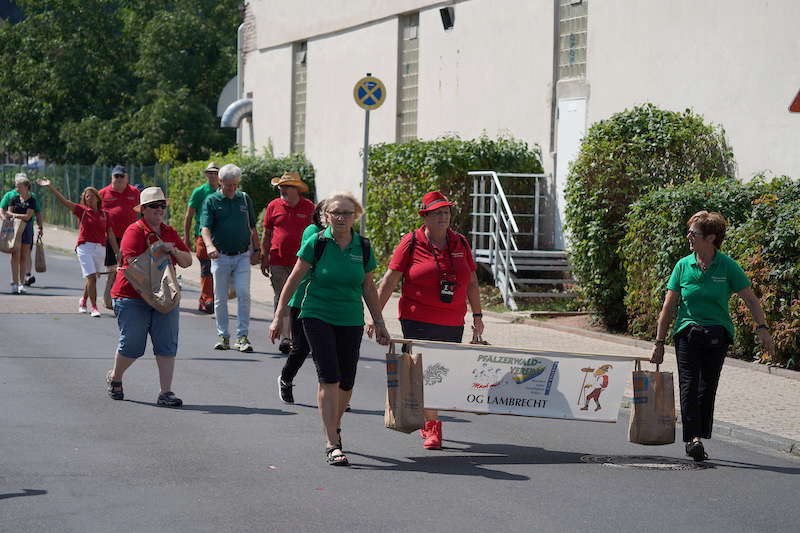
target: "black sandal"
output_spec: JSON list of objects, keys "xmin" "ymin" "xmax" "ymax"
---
[
  {"xmin": 336, "ymin": 428, "xmax": 342, "ymax": 450},
  {"xmin": 325, "ymin": 446, "xmax": 349, "ymax": 467}
]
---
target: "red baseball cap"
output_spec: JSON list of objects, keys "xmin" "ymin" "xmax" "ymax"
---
[{"xmin": 418, "ymin": 191, "xmax": 456, "ymax": 215}]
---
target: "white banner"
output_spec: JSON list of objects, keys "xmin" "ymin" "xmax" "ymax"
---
[{"xmin": 403, "ymin": 340, "xmax": 638, "ymax": 423}]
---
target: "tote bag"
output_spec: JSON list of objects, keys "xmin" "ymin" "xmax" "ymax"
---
[
  {"xmin": 0, "ymin": 218, "xmax": 25, "ymax": 254},
  {"xmin": 34, "ymin": 235, "xmax": 46, "ymax": 272},
  {"xmin": 122, "ymin": 221, "xmax": 181, "ymax": 314},
  {"xmin": 384, "ymin": 344, "xmax": 424, "ymax": 433},
  {"xmin": 628, "ymin": 361, "xmax": 676, "ymax": 445}
]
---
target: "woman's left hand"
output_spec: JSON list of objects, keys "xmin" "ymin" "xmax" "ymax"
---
[
  {"xmin": 373, "ymin": 323, "xmax": 390, "ymax": 346},
  {"xmin": 757, "ymin": 328, "xmax": 775, "ymax": 358},
  {"xmin": 472, "ymin": 316, "xmax": 485, "ymax": 337},
  {"xmin": 268, "ymin": 317, "xmax": 282, "ymax": 343}
]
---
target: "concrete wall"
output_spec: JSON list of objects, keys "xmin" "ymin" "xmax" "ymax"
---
[
  {"xmin": 242, "ymin": 44, "xmax": 293, "ymax": 156},
  {"xmin": 587, "ymin": 0, "xmax": 800, "ymax": 180}
]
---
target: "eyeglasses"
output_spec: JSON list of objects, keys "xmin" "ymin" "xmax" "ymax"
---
[
  {"xmin": 112, "ymin": 174, "xmax": 126, "ymax": 179},
  {"xmin": 687, "ymin": 229, "xmax": 704, "ymax": 237},
  {"xmin": 144, "ymin": 201, "xmax": 167, "ymax": 210},
  {"xmin": 328, "ymin": 210, "xmax": 355, "ymax": 218}
]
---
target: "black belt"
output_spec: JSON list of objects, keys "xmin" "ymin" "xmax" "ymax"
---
[{"xmin": 221, "ymin": 249, "xmax": 248, "ymax": 256}]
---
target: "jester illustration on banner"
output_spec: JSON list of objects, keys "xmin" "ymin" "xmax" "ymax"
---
[{"xmin": 579, "ymin": 364, "xmax": 613, "ymax": 412}]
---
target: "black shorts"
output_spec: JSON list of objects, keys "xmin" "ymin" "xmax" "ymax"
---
[
  {"xmin": 104, "ymin": 237, "xmax": 118, "ymax": 267},
  {"xmin": 303, "ymin": 317, "xmax": 363, "ymax": 391},
  {"xmin": 400, "ymin": 319, "xmax": 463, "ymax": 353}
]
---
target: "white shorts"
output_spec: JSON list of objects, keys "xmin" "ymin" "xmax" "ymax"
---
[{"xmin": 76, "ymin": 242, "xmax": 107, "ymax": 278}]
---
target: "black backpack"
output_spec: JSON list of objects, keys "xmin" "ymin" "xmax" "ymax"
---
[{"xmin": 312, "ymin": 230, "xmax": 372, "ymax": 271}]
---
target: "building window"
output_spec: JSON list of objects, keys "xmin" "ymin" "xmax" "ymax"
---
[
  {"xmin": 397, "ymin": 12, "xmax": 419, "ymax": 143},
  {"xmin": 558, "ymin": 0, "xmax": 587, "ymax": 80},
  {"xmin": 291, "ymin": 41, "xmax": 307, "ymax": 154}
]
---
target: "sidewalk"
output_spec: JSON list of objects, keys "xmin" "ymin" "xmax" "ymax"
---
[{"xmin": 41, "ymin": 224, "xmax": 800, "ymax": 456}]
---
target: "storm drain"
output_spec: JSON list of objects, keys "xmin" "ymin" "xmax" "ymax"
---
[{"xmin": 581, "ymin": 455, "xmax": 712, "ymax": 471}]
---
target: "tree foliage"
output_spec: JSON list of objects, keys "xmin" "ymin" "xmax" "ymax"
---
[
  {"xmin": 0, "ymin": 0, "xmax": 240, "ymax": 164},
  {"xmin": 564, "ymin": 104, "xmax": 735, "ymax": 330}
]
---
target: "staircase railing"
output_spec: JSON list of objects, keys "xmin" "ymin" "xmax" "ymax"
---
[{"xmin": 469, "ymin": 171, "xmax": 546, "ymax": 309}]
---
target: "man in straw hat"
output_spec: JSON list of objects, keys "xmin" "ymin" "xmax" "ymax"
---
[
  {"xmin": 184, "ymin": 162, "xmax": 220, "ymax": 313},
  {"xmin": 200, "ymin": 164, "xmax": 260, "ymax": 353},
  {"xmin": 260, "ymin": 171, "xmax": 314, "ymax": 354}
]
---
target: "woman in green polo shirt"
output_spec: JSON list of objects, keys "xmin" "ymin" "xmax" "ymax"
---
[
  {"xmin": 270, "ymin": 191, "xmax": 390, "ymax": 467},
  {"xmin": 651, "ymin": 211, "xmax": 774, "ymax": 461}
]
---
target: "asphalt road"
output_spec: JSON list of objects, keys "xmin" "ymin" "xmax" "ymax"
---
[{"xmin": 2, "ymin": 249, "xmax": 799, "ymax": 533}]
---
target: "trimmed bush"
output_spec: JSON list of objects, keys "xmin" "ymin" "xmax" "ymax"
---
[
  {"xmin": 366, "ymin": 135, "xmax": 543, "ymax": 272},
  {"xmin": 565, "ymin": 104, "xmax": 735, "ymax": 330},
  {"xmin": 167, "ymin": 152, "xmax": 315, "ymax": 232},
  {"xmin": 726, "ymin": 178, "xmax": 800, "ymax": 366},
  {"xmin": 622, "ymin": 177, "xmax": 766, "ymax": 339}
]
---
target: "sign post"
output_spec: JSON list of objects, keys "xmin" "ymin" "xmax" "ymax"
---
[{"xmin": 353, "ymin": 73, "xmax": 386, "ymax": 234}]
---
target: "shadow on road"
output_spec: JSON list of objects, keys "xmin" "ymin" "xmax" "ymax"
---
[
  {"xmin": 0, "ymin": 489, "xmax": 47, "ymax": 500},
  {"xmin": 349, "ymin": 440, "xmax": 587, "ymax": 480},
  {"xmin": 125, "ymin": 400, "xmax": 295, "ymax": 416},
  {"xmin": 709, "ymin": 458, "xmax": 800, "ymax": 475},
  {"xmin": 187, "ymin": 357, "xmax": 261, "ymax": 362}
]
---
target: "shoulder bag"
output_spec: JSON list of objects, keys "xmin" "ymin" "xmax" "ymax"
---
[{"xmin": 122, "ymin": 221, "xmax": 181, "ymax": 314}]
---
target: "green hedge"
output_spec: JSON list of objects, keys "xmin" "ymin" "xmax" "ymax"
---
[
  {"xmin": 167, "ymin": 152, "xmax": 315, "ymax": 233},
  {"xmin": 366, "ymin": 135, "xmax": 543, "ymax": 271},
  {"xmin": 726, "ymin": 179, "xmax": 800, "ymax": 366},
  {"xmin": 564, "ymin": 104, "xmax": 735, "ymax": 330},
  {"xmin": 622, "ymin": 176, "xmax": 800, "ymax": 366}
]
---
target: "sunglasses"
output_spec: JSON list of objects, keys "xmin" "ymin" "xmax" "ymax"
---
[
  {"xmin": 144, "ymin": 201, "xmax": 167, "ymax": 210},
  {"xmin": 687, "ymin": 229, "xmax": 704, "ymax": 237}
]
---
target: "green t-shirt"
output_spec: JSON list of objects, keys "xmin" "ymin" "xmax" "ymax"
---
[
  {"xmin": 199, "ymin": 190, "xmax": 256, "ymax": 254},
  {"xmin": 188, "ymin": 182, "xmax": 217, "ymax": 237},
  {"xmin": 667, "ymin": 251, "xmax": 751, "ymax": 340},
  {"xmin": 288, "ymin": 223, "xmax": 324, "ymax": 308},
  {"xmin": 297, "ymin": 227, "xmax": 377, "ymax": 326},
  {"xmin": 1, "ymin": 190, "xmax": 41, "ymax": 212}
]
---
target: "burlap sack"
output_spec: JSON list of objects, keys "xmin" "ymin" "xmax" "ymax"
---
[{"xmin": 384, "ymin": 345, "xmax": 424, "ymax": 433}]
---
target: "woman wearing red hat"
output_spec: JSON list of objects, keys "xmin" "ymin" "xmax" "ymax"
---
[{"xmin": 371, "ymin": 191, "xmax": 484, "ymax": 449}]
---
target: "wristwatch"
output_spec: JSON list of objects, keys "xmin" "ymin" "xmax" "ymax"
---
[{"xmin": 472, "ymin": 313, "xmax": 483, "ymax": 318}]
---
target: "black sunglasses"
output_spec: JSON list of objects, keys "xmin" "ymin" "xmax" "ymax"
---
[{"xmin": 144, "ymin": 201, "xmax": 167, "ymax": 210}]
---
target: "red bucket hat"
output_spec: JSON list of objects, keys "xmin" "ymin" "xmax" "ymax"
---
[{"xmin": 418, "ymin": 191, "xmax": 456, "ymax": 215}]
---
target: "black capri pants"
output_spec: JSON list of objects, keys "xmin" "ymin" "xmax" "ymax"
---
[
  {"xmin": 303, "ymin": 317, "xmax": 363, "ymax": 391},
  {"xmin": 400, "ymin": 318, "xmax": 463, "ymax": 352},
  {"xmin": 674, "ymin": 324, "xmax": 730, "ymax": 443},
  {"xmin": 281, "ymin": 306, "xmax": 310, "ymax": 383}
]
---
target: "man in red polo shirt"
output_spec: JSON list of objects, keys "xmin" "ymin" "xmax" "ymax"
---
[
  {"xmin": 260, "ymin": 172, "xmax": 315, "ymax": 354},
  {"xmin": 98, "ymin": 165, "xmax": 140, "ymax": 273}
]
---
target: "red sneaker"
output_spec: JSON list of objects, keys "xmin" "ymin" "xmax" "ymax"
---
[{"xmin": 422, "ymin": 420, "xmax": 442, "ymax": 449}]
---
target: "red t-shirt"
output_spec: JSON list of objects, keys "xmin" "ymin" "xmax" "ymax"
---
[
  {"xmin": 72, "ymin": 204, "xmax": 111, "ymax": 246},
  {"xmin": 111, "ymin": 220, "xmax": 190, "ymax": 299},
  {"xmin": 98, "ymin": 184, "xmax": 140, "ymax": 239},
  {"xmin": 388, "ymin": 227, "xmax": 477, "ymax": 326},
  {"xmin": 263, "ymin": 197, "xmax": 316, "ymax": 267}
]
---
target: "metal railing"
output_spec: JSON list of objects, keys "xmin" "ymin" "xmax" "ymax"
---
[
  {"xmin": 469, "ymin": 171, "xmax": 546, "ymax": 308},
  {"xmin": 1, "ymin": 164, "xmax": 170, "ymax": 229}
]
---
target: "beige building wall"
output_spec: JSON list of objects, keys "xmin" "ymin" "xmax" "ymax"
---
[
  {"xmin": 242, "ymin": 44, "xmax": 293, "ymax": 156},
  {"xmin": 587, "ymin": 0, "xmax": 800, "ymax": 180}
]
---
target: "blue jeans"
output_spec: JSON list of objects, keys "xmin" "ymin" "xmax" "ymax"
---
[{"xmin": 211, "ymin": 252, "xmax": 251, "ymax": 339}]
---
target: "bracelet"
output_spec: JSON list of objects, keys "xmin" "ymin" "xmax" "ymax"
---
[
  {"xmin": 473, "ymin": 313, "xmax": 483, "ymax": 318},
  {"xmin": 756, "ymin": 324, "xmax": 769, "ymax": 331},
  {"xmin": 654, "ymin": 340, "xmax": 665, "ymax": 346}
]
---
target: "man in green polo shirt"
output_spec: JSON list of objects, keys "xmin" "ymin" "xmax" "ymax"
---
[
  {"xmin": 200, "ymin": 164, "xmax": 260, "ymax": 353},
  {"xmin": 1, "ymin": 186, "xmax": 43, "ymax": 286},
  {"xmin": 183, "ymin": 161, "xmax": 219, "ymax": 313}
]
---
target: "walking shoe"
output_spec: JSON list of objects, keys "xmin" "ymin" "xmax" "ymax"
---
[
  {"xmin": 422, "ymin": 420, "xmax": 442, "ymax": 450},
  {"xmin": 16, "ymin": 284, "xmax": 27, "ymax": 294},
  {"xmin": 686, "ymin": 440, "xmax": 708, "ymax": 462},
  {"xmin": 214, "ymin": 335, "xmax": 230, "ymax": 350},
  {"xmin": 157, "ymin": 391, "xmax": 183, "ymax": 408},
  {"xmin": 90, "ymin": 307, "xmax": 101, "ymax": 317},
  {"xmin": 10, "ymin": 283, "xmax": 18, "ymax": 294},
  {"xmin": 24, "ymin": 274, "xmax": 35, "ymax": 286},
  {"xmin": 199, "ymin": 301, "xmax": 214, "ymax": 314},
  {"xmin": 234, "ymin": 336, "xmax": 253, "ymax": 353},
  {"xmin": 278, "ymin": 337, "xmax": 292, "ymax": 354},
  {"xmin": 106, "ymin": 370, "xmax": 123, "ymax": 400},
  {"xmin": 78, "ymin": 297, "xmax": 88, "ymax": 313},
  {"xmin": 277, "ymin": 376, "xmax": 295, "ymax": 404}
]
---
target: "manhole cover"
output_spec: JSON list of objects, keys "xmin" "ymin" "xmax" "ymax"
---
[{"xmin": 581, "ymin": 455, "xmax": 712, "ymax": 471}]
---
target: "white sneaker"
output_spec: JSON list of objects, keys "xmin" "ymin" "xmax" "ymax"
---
[
  {"xmin": 17, "ymin": 284, "xmax": 26, "ymax": 294},
  {"xmin": 78, "ymin": 298, "xmax": 88, "ymax": 313},
  {"xmin": 90, "ymin": 307, "xmax": 101, "ymax": 318},
  {"xmin": 10, "ymin": 283, "xmax": 18, "ymax": 294}
]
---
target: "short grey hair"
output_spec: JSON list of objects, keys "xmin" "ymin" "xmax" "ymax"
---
[
  {"xmin": 219, "ymin": 163, "xmax": 241, "ymax": 182},
  {"xmin": 14, "ymin": 173, "xmax": 31, "ymax": 189}
]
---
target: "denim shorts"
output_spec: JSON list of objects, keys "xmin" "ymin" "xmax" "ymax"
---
[
  {"xmin": 21, "ymin": 220, "xmax": 33, "ymax": 245},
  {"xmin": 113, "ymin": 297, "xmax": 180, "ymax": 358}
]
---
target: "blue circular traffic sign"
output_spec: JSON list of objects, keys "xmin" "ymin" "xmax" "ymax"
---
[{"xmin": 353, "ymin": 76, "xmax": 386, "ymax": 110}]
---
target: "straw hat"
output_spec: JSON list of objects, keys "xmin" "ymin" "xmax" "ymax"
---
[
  {"xmin": 270, "ymin": 172, "xmax": 309, "ymax": 193},
  {"xmin": 205, "ymin": 161, "xmax": 219, "ymax": 173},
  {"xmin": 134, "ymin": 187, "xmax": 169, "ymax": 212}
]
